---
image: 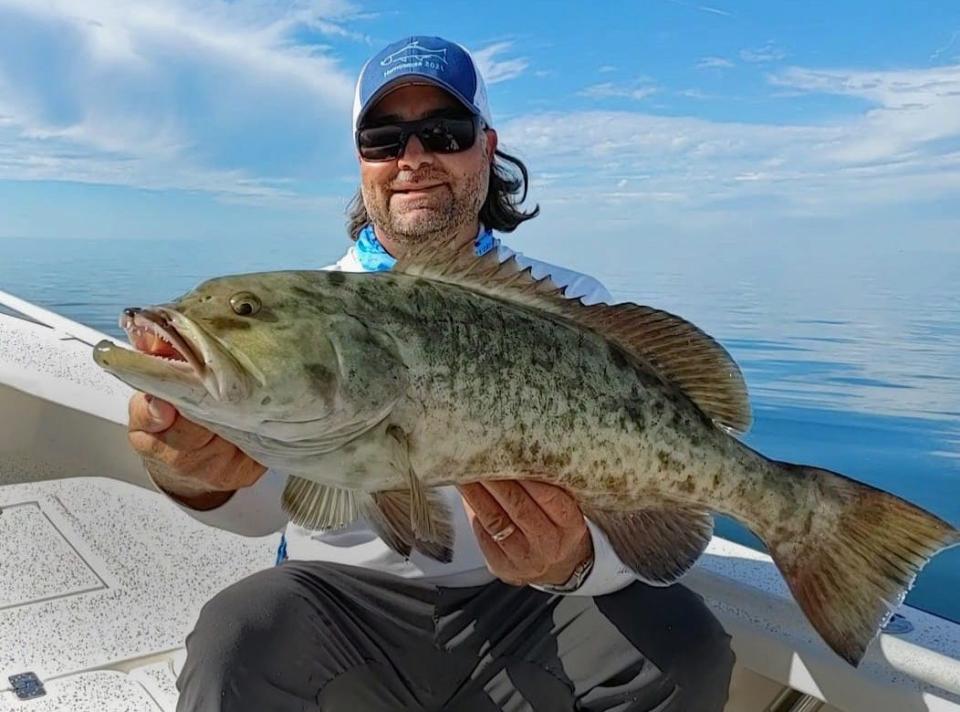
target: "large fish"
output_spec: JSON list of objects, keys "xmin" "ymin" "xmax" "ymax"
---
[{"xmin": 92, "ymin": 239, "xmax": 959, "ymax": 667}]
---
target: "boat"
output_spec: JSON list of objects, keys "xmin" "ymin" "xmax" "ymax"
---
[{"xmin": 1, "ymin": 288, "xmax": 959, "ymax": 712}]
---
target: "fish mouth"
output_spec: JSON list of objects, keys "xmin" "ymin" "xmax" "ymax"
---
[
  {"xmin": 122, "ymin": 308, "xmax": 204, "ymax": 374},
  {"xmin": 94, "ymin": 307, "xmax": 250, "ymax": 403}
]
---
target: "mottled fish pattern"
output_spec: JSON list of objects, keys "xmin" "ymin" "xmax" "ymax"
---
[{"xmin": 93, "ymin": 238, "xmax": 960, "ymax": 667}]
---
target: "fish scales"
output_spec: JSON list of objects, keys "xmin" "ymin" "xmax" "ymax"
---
[
  {"xmin": 351, "ymin": 273, "xmax": 803, "ymax": 529},
  {"xmin": 91, "ymin": 244, "xmax": 960, "ymax": 668}
]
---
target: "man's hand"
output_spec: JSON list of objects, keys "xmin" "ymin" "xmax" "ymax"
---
[
  {"xmin": 458, "ymin": 480, "xmax": 593, "ymax": 588},
  {"xmin": 127, "ymin": 393, "xmax": 267, "ymax": 510}
]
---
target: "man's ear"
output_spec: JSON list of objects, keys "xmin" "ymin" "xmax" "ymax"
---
[{"xmin": 484, "ymin": 128, "xmax": 498, "ymax": 162}]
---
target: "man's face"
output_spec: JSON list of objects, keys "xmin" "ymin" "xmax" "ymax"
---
[{"xmin": 358, "ymin": 84, "xmax": 496, "ymax": 245}]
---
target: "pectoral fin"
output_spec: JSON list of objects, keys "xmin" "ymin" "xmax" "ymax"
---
[
  {"xmin": 281, "ymin": 476, "xmax": 360, "ymax": 530},
  {"xmin": 385, "ymin": 424, "xmax": 453, "ymax": 549},
  {"xmin": 279, "ymin": 426, "xmax": 454, "ymax": 563},
  {"xmin": 370, "ymin": 423, "xmax": 455, "ymax": 561},
  {"xmin": 280, "ymin": 476, "xmax": 453, "ymax": 562},
  {"xmin": 584, "ymin": 505, "xmax": 714, "ymax": 585}
]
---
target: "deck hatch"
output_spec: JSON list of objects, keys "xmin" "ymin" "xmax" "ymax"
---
[{"xmin": 0, "ymin": 500, "xmax": 109, "ymax": 610}]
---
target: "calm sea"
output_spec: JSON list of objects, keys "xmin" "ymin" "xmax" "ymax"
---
[{"xmin": 2, "ymin": 235, "xmax": 959, "ymax": 623}]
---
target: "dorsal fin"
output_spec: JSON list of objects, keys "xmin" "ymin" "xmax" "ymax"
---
[
  {"xmin": 580, "ymin": 302, "xmax": 751, "ymax": 432},
  {"xmin": 394, "ymin": 239, "xmax": 751, "ymax": 433}
]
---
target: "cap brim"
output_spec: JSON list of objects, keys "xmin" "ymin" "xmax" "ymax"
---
[{"xmin": 355, "ymin": 73, "xmax": 483, "ymax": 129}]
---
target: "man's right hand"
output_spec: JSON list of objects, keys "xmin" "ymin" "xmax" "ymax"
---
[{"xmin": 128, "ymin": 392, "xmax": 267, "ymax": 511}]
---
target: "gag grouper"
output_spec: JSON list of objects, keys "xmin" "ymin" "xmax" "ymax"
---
[{"xmin": 93, "ymin": 238, "xmax": 960, "ymax": 667}]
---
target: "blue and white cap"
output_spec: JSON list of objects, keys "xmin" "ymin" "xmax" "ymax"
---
[{"xmin": 352, "ymin": 36, "xmax": 492, "ymax": 133}]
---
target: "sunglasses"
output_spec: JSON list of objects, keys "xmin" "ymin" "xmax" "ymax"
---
[{"xmin": 357, "ymin": 114, "xmax": 482, "ymax": 161}]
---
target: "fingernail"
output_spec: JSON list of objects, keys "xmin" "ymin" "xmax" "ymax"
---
[{"xmin": 147, "ymin": 397, "xmax": 168, "ymax": 422}]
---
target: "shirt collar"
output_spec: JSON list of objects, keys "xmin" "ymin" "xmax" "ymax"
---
[{"xmin": 354, "ymin": 224, "xmax": 498, "ymax": 273}]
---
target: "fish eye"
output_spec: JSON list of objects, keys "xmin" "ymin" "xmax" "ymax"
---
[{"xmin": 229, "ymin": 291, "xmax": 262, "ymax": 316}]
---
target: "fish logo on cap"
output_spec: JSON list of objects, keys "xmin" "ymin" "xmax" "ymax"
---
[{"xmin": 380, "ymin": 40, "xmax": 449, "ymax": 67}]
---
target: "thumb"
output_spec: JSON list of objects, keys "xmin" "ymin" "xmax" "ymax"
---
[{"xmin": 143, "ymin": 395, "xmax": 177, "ymax": 433}]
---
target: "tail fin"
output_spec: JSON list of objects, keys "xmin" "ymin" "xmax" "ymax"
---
[{"xmin": 766, "ymin": 462, "xmax": 960, "ymax": 667}]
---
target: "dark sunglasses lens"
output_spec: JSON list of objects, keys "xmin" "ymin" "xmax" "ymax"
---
[
  {"xmin": 358, "ymin": 125, "xmax": 404, "ymax": 160},
  {"xmin": 417, "ymin": 117, "xmax": 476, "ymax": 153},
  {"xmin": 358, "ymin": 116, "xmax": 478, "ymax": 160}
]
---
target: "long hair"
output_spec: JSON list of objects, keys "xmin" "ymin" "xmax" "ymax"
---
[{"xmin": 346, "ymin": 149, "xmax": 540, "ymax": 241}]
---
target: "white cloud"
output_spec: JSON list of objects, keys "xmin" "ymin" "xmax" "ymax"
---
[
  {"xmin": 579, "ymin": 82, "xmax": 657, "ymax": 101},
  {"xmin": 503, "ymin": 110, "xmax": 829, "ymax": 198},
  {"xmin": 696, "ymin": 4, "xmax": 732, "ymax": 17},
  {"xmin": 500, "ymin": 85, "xmax": 960, "ymax": 423},
  {"xmin": 470, "ymin": 41, "xmax": 528, "ymax": 84},
  {"xmin": 0, "ymin": 0, "xmax": 358, "ymax": 199},
  {"xmin": 739, "ymin": 42, "xmax": 786, "ymax": 63},
  {"xmin": 930, "ymin": 29, "xmax": 959, "ymax": 62},
  {"xmin": 771, "ymin": 64, "xmax": 960, "ymax": 163},
  {"xmin": 697, "ymin": 56, "xmax": 734, "ymax": 70},
  {"xmin": 500, "ymin": 61, "xmax": 960, "ymax": 224},
  {"xmin": 666, "ymin": 0, "xmax": 732, "ymax": 18},
  {"xmin": 598, "ymin": 65, "xmax": 617, "ymax": 73}
]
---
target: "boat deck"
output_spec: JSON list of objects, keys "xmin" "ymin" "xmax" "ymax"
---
[{"xmin": 0, "ymin": 477, "xmax": 275, "ymax": 710}]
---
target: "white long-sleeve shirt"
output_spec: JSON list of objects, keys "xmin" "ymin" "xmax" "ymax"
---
[{"xmin": 163, "ymin": 239, "xmax": 636, "ymax": 596}]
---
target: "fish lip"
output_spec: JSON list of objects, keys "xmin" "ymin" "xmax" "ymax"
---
[{"xmin": 123, "ymin": 308, "xmax": 204, "ymax": 376}]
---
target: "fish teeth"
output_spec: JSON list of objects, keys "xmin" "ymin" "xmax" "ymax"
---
[{"xmin": 128, "ymin": 320, "xmax": 187, "ymax": 362}]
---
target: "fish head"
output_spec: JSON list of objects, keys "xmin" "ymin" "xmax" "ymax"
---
[{"xmin": 93, "ymin": 271, "xmax": 406, "ymax": 440}]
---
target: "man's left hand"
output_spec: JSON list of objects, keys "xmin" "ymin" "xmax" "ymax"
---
[{"xmin": 458, "ymin": 480, "xmax": 593, "ymax": 587}]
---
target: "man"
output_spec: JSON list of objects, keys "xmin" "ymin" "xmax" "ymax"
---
[{"xmin": 128, "ymin": 36, "xmax": 735, "ymax": 712}]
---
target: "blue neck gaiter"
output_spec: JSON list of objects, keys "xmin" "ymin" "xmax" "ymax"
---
[{"xmin": 354, "ymin": 224, "xmax": 498, "ymax": 272}]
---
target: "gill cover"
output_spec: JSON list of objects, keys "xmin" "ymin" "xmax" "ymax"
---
[{"xmin": 248, "ymin": 314, "xmax": 408, "ymax": 455}]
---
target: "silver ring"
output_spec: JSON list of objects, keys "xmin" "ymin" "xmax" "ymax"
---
[{"xmin": 491, "ymin": 523, "xmax": 517, "ymax": 543}]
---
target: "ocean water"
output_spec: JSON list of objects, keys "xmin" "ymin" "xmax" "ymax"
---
[{"xmin": 2, "ymin": 235, "xmax": 959, "ymax": 624}]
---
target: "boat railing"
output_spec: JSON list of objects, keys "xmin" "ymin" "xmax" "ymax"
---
[{"xmin": 0, "ymin": 289, "xmax": 132, "ymax": 352}]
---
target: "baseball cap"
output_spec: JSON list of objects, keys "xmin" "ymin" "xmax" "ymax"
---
[{"xmin": 352, "ymin": 36, "xmax": 493, "ymax": 133}]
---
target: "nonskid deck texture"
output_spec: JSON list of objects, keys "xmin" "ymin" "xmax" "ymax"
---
[
  {"xmin": 2, "ymin": 477, "xmax": 959, "ymax": 712},
  {"xmin": 0, "ymin": 477, "xmax": 276, "ymax": 711}
]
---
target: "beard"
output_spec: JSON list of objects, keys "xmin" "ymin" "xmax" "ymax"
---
[{"xmin": 362, "ymin": 165, "xmax": 488, "ymax": 246}]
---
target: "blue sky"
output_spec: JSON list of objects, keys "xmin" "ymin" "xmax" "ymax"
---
[{"xmin": 1, "ymin": 0, "xmax": 960, "ymax": 258}]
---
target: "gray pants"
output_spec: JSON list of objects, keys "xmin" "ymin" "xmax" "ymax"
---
[{"xmin": 176, "ymin": 560, "xmax": 734, "ymax": 711}]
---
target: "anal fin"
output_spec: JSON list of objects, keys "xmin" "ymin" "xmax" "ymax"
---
[{"xmin": 584, "ymin": 505, "xmax": 714, "ymax": 585}]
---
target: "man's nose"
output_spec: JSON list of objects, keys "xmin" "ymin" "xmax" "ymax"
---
[{"xmin": 397, "ymin": 134, "xmax": 435, "ymax": 170}]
